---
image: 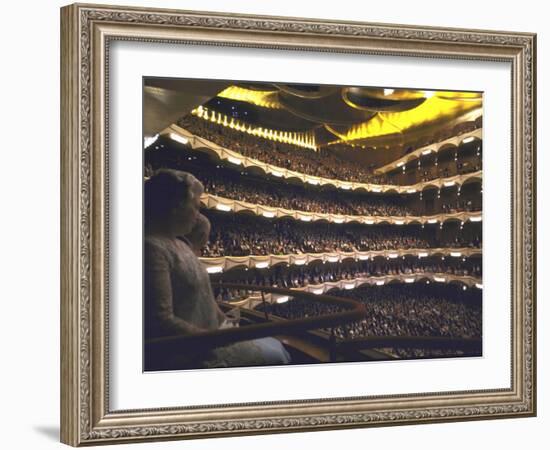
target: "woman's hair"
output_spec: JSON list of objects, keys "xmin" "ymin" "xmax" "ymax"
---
[{"xmin": 144, "ymin": 169, "xmax": 203, "ymax": 226}]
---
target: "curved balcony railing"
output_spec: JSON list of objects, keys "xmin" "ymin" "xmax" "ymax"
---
[
  {"xmin": 200, "ymin": 248, "xmax": 482, "ymax": 273},
  {"xmin": 201, "ymin": 193, "xmax": 482, "ymax": 225},
  {"xmin": 164, "ymin": 125, "xmax": 482, "ymax": 194},
  {"xmin": 145, "ymin": 283, "xmax": 367, "ymax": 353},
  {"xmin": 146, "ymin": 284, "xmax": 481, "ymax": 365},
  {"xmin": 221, "ymin": 273, "xmax": 482, "ymax": 309},
  {"xmin": 374, "ymin": 128, "xmax": 482, "ymax": 174},
  {"xmin": 280, "ymin": 272, "xmax": 482, "ymax": 294}
]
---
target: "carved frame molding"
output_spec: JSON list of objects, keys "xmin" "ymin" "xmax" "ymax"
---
[{"xmin": 60, "ymin": 3, "xmax": 536, "ymax": 446}]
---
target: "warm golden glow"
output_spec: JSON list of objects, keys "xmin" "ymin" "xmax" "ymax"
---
[
  {"xmin": 346, "ymin": 87, "xmax": 426, "ymax": 101},
  {"xmin": 436, "ymin": 91, "xmax": 483, "ymax": 101},
  {"xmin": 331, "ymin": 91, "xmax": 482, "ymax": 143},
  {"xmin": 191, "ymin": 105, "xmax": 316, "ymax": 150},
  {"xmin": 217, "ymin": 86, "xmax": 282, "ymax": 109}
]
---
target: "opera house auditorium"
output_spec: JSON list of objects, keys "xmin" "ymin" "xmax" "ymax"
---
[{"xmin": 143, "ymin": 79, "xmax": 483, "ymax": 371}]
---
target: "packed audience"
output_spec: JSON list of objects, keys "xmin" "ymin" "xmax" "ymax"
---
[
  {"xmin": 213, "ymin": 258, "xmax": 481, "ymax": 301},
  {"xmin": 391, "ymin": 157, "xmax": 482, "ymax": 185},
  {"xmin": 145, "ymin": 146, "xmax": 482, "ymax": 215},
  {"xmin": 177, "ymin": 115, "xmax": 482, "ymax": 186},
  {"xmin": 160, "ymin": 110, "xmax": 484, "ymax": 362},
  {"xmin": 177, "ymin": 115, "xmax": 390, "ymax": 184},
  {"xmin": 255, "ymin": 283, "xmax": 482, "ymax": 358},
  {"xmin": 203, "ymin": 175, "xmax": 411, "ymax": 215},
  {"xmin": 201, "ymin": 210, "xmax": 482, "ymax": 257},
  {"xmin": 399, "ymin": 119, "xmax": 481, "ymax": 154}
]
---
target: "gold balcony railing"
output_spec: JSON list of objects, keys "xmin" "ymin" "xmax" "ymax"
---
[{"xmin": 163, "ymin": 125, "xmax": 482, "ymax": 194}]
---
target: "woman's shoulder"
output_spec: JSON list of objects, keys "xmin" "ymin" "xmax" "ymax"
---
[
  {"xmin": 145, "ymin": 234, "xmax": 169, "ymax": 249},
  {"xmin": 144, "ymin": 235, "xmax": 179, "ymax": 261},
  {"xmin": 145, "ymin": 234, "xmax": 194, "ymax": 260}
]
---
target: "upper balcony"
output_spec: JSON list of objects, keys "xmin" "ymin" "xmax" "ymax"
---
[{"xmin": 163, "ymin": 124, "xmax": 482, "ymax": 195}]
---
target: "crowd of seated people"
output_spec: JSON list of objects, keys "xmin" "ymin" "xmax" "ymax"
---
[
  {"xmin": 177, "ymin": 115, "xmax": 482, "ymax": 186},
  {"xmin": 404, "ymin": 121, "xmax": 481, "ymax": 153},
  {"xmin": 390, "ymin": 155, "xmax": 482, "ymax": 185},
  {"xmin": 203, "ymin": 175, "xmax": 413, "ymax": 216},
  {"xmin": 254, "ymin": 283, "xmax": 481, "ymax": 359},
  {"xmin": 146, "ymin": 147, "xmax": 414, "ymax": 215},
  {"xmin": 326, "ymin": 121, "xmax": 481, "ymax": 159},
  {"xmin": 145, "ymin": 146, "xmax": 482, "ymax": 216},
  {"xmin": 213, "ymin": 258, "xmax": 482, "ymax": 302},
  {"xmin": 177, "ymin": 115, "xmax": 390, "ymax": 184},
  {"xmin": 201, "ymin": 210, "xmax": 482, "ymax": 258}
]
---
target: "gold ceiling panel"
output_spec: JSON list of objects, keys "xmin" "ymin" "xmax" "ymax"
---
[
  {"xmin": 214, "ymin": 86, "xmax": 482, "ymax": 145},
  {"xmin": 332, "ymin": 92, "xmax": 482, "ymax": 142},
  {"xmin": 217, "ymin": 86, "xmax": 282, "ymax": 109}
]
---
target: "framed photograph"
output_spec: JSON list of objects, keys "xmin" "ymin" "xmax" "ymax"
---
[{"xmin": 60, "ymin": 3, "xmax": 536, "ymax": 446}]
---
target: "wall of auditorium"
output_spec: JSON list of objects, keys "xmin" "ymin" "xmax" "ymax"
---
[{"xmin": 0, "ymin": 1, "xmax": 546, "ymax": 450}]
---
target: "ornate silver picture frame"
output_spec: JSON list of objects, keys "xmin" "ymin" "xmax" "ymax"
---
[{"xmin": 60, "ymin": 3, "xmax": 536, "ymax": 446}]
